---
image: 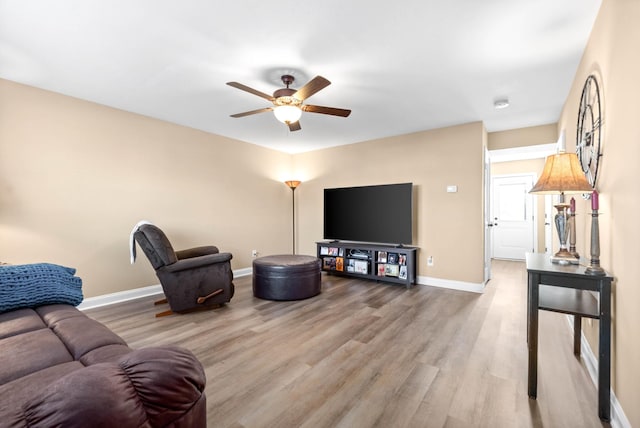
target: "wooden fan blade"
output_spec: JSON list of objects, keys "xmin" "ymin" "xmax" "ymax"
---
[
  {"xmin": 230, "ymin": 107, "xmax": 273, "ymax": 118},
  {"xmin": 293, "ymin": 76, "xmax": 331, "ymax": 101},
  {"xmin": 302, "ymin": 104, "xmax": 351, "ymax": 117},
  {"xmin": 226, "ymin": 82, "xmax": 275, "ymax": 101},
  {"xmin": 288, "ymin": 121, "xmax": 302, "ymax": 132}
]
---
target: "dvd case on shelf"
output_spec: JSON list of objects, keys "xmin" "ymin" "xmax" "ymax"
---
[
  {"xmin": 399, "ymin": 265, "xmax": 407, "ymax": 279},
  {"xmin": 385, "ymin": 264, "xmax": 399, "ymax": 277},
  {"xmin": 323, "ymin": 257, "xmax": 336, "ymax": 270},
  {"xmin": 354, "ymin": 260, "xmax": 368, "ymax": 274}
]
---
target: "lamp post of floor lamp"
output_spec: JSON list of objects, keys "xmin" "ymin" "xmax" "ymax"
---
[{"xmin": 285, "ymin": 181, "xmax": 301, "ymax": 254}]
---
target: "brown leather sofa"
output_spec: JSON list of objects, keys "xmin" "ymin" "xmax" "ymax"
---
[{"xmin": 0, "ymin": 304, "xmax": 206, "ymax": 427}]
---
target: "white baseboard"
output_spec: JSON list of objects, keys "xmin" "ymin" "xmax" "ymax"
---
[
  {"xmin": 233, "ymin": 267, "xmax": 253, "ymax": 278},
  {"xmin": 416, "ymin": 275, "xmax": 486, "ymax": 293},
  {"xmin": 565, "ymin": 316, "xmax": 631, "ymax": 428},
  {"xmin": 78, "ymin": 267, "xmax": 253, "ymax": 311},
  {"xmin": 78, "ymin": 284, "xmax": 163, "ymax": 310}
]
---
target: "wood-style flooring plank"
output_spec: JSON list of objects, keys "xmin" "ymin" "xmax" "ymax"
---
[{"xmin": 86, "ymin": 260, "xmax": 608, "ymax": 428}]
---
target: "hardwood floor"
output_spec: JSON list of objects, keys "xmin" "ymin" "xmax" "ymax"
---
[{"xmin": 86, "ymin": 260, "xmax": 608, "ymax": 427}]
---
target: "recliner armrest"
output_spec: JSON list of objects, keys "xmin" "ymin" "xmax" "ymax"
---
[
  {"xmin": 175, "ymin": 245, "xmax": 219, "ymax": 260},
  {"xmin": 163, "ymin": 252, "xmax": 232, "ymax": 273}
]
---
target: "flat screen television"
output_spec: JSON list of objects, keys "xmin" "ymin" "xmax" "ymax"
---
[{"xmin": 323, "ymin": 183, "xmax": 413, "ymax": 245}]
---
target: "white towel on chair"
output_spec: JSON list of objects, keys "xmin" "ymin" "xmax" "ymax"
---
[{"xmin": 130, "ymin": 220, "xmax": 154, "ymax": 264}]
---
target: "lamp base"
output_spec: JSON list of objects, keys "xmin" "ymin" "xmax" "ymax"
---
[
  {"xmin": 585, "ymin": 265, "xmax": 606, "ymax": 275},
  {"xmin": 551, "ymin": 249, "xmax": 580, "ymax": 265},
  {"xmin": 550, "ymin": 201, "xmax": 578, "ymax": 265}
]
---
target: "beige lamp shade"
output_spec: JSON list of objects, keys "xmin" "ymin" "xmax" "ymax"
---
[
  {"xmin": 530, "ymin": 152, "xmax": 593, "ymax": 194},
  {"xmin": 285, "ymin": 180, "xmax": 301, "ymax": 190}
]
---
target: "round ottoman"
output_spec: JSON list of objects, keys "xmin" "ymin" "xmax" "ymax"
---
[{"xmin": 252, "ymin": 255, "xmax": 322, "ymax": 301}]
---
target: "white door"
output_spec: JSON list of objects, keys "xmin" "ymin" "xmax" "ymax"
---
[{"xmin": 492, "ymin": 174, "xmax": 535, "ymax": 260}]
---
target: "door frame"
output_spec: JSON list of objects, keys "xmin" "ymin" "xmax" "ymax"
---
[
  {"xmin": 484, "ymin": 148, "xmax": 491, "ymax": 283},
  {"xmin": 488, "ymin": 142, "xmax": 556, "ymax": 260},
  {"xmin": 544, "ymin": 195, "xmax": 553, "ymax": 254}
]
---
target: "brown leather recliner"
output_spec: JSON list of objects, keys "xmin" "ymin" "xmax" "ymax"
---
[{"xmin": 133, "ymin": 224, "xmax": 234, "ymax": 316}]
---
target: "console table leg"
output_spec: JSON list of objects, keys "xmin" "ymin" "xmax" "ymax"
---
[
  {"xmin": 527, "ymin": 273, "xmax": 539, "ymax": 399},
  {"xmin": 599, "ymin": 280, "xmax": 611, "ymax": 421},
  {"xmin": 573, "ymin": 315, "xmax": 582, "ymax": 357}
]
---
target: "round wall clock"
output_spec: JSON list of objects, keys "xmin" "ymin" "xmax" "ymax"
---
[{"xmin": 576, "ymin": 74, "xmax": 602, "ymax": 188}]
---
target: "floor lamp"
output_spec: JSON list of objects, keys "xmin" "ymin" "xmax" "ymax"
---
[
  {"xmin": 285, "ymin": 180, "xmax": 301, "ymax": 254},
  {"xmin": 529, "ymin": 151, "xmax": 592, "ymax": 264}
]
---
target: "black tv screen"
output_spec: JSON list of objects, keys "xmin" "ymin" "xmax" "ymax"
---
[{"xmin": 323, "ymin": 183, "xmax": 413, "ymax": 245}]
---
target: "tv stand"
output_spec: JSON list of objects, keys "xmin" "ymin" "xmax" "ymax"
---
[{"xmin": 317, "ymin": 242, "xmax": 417, "ymax": 288}]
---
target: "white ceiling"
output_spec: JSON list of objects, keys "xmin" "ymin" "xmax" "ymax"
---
[{"xmin": 0, "ymin": 0, "xmax": 601, "ymax": 154}]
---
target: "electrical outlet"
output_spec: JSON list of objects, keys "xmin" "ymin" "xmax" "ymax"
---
[
  {"xmin": 427, "ymin": 256, "xmax": 434, "ymax": 266},
  {"xmin": 252, "ymin": 250, "xmax": 258, "ymax": 258}
]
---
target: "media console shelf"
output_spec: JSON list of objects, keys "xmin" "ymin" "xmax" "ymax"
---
[{"xmin": 316, "ymin": 242, "xmax": 417, "ymax": 288}]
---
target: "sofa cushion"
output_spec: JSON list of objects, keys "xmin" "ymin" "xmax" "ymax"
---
[
  {"xmin": 36, "ymin": 305, "xmax": 127, "ymax": 360},
  {"xmin": 0, "ymin": 329, "xmax": 73, "ymax": 385},
  {"xmin": 0, "ymin": 263, "xmax": 83, "ymax": 313},
  {"xmin": 79, "ymin": 343, "xmax": 133, "ymax": 366},
  {"xmin": 0, "ymin": 308, "xmax": 46, "ymax": 340}
]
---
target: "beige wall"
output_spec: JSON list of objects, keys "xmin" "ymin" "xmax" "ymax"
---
[
  {"xmin": 0, "ymin": 79, "xmax": 294, "ymax": 298},
  {"xmin": 294, "ymin": 122, "xmax": 486, "ymax": 285},
  {"xmin": 490, "ymin": 158, "xmax": 547, "ymax": 253},
  {"xmin": 488, "ymin": 123, "xmax": 557, "ymax": 150},
  {"xmin": 557, "ymin": 0, "xmax": 640, "ymax": 424}
]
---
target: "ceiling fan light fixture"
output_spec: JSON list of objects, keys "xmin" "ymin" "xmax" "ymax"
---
[
  {"xmin": 228, "ymin": 74, "xmax": 350, "ymax": 131},
  {"xmin": 274, "ymin": 105, "xmax": 302, "ymax": 124}
]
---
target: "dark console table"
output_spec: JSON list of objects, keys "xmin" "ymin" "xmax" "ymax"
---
[{"xmin": 525, "ymin": 252, "xmax": 613, "ymax": 421}]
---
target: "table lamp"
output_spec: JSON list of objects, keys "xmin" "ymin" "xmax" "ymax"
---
[{"xmin": 529, "ymin": 151, "xmax": 593, "ymax": 264}]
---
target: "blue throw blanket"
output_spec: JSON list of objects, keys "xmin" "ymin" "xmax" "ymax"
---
[{"xmin": 0, "ymin": 263, "xmax": 83, "ymax": 313}]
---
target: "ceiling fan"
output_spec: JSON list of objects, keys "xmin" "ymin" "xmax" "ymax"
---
[{"xmin": 226, "ymin": 75, "xmax": 351, "ymax": 131}]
